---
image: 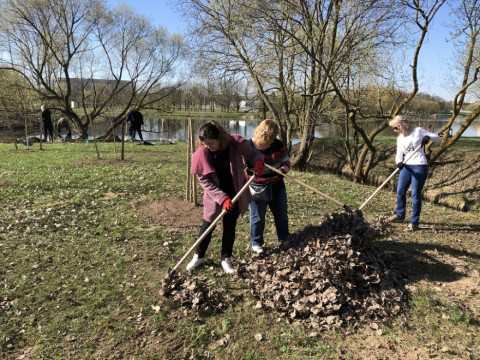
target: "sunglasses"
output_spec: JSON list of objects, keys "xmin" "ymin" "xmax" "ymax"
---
[{"xmin": 392, "ymin": 126, "xmax": 399, "ymax": 130}]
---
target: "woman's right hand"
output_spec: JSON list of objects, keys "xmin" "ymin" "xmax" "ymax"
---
[{"xmin": 222, "ymin": 198, "xmax": 233, "ymax": 211}]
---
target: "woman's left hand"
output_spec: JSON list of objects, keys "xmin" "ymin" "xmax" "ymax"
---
[{"xmin": 254, "ymin": 161, "xmax": 264, "ymax": 176}]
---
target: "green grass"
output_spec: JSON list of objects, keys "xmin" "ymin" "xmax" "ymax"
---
[{"xmin": 0, "ymin": 141, "xmax": 479, "ymax": 359}]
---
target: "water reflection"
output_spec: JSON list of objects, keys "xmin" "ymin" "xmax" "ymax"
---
[
  {"xmin": 131, "ymin": 114, "xmax": 479, "ymax": 141},
  {"xmin": 107, "ymin": 118, "xmax": 256, "ymax": 142},
  {"xmin": 3, "ymin": 114, "xmax": 479, "ymax": 142}
]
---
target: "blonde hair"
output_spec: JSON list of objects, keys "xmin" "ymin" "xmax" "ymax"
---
[
  {"xmin": 253, "ymin": 119, "xmax": 279, "ymax": 147},
  {"xmin": 389, "ymin": 115, "xmax": 410, "ymax": 132}
]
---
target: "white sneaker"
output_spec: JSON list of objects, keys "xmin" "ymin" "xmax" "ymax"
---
[
  {"xmin": 186, "ymin": 254, "xmax": 205, "ymax": 271},
  {"xmin": 251, "ymin": 245, "xmax": 264, "ymax": 254},
  {"xmin": 221, "ymin": 258, "xmax": 235, "ymax": 274}
]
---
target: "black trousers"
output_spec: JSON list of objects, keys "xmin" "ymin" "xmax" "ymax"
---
[
  {"xmin": 196, "ymin": 204, "xmax": 239, "ymax": 260},
  {"xmin": 43, "ymin": 121, "xmax": 54, "ymax": 141},
  {"xmin": 129, "ymin": 124, "xmax": 143, "ymax": 141}
]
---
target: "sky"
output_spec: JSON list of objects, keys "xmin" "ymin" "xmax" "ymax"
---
[{"xmin": 108, "ymin": 0, "xmax": 458, "ymax": 101}]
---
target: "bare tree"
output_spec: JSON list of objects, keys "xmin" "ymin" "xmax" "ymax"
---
[
  {"xmin": 341, "ymin": 0, "xmax": 446, "ymax": 181},
  {"xmin": 0, "ymin": 0, "xmax": 185, "ymax": 139},
  {"xmin": 429, "ymin": 0, "xmax": 480, "ymax": 161},
  {"xmin": 0, "ymin": 69, "xmax": 38, "ymax": 148},
  {"xmin": 180, "ymin": 0, "xmax": 411, "ymax": 169}
]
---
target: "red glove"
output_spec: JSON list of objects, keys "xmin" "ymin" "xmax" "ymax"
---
[
  {"xmin": 253, "ymin": 160, "xmax": 264, "ymax": 176},
  {"xmin": 222, "ymin": 198, "xmax": 233, "ymax": 211}
]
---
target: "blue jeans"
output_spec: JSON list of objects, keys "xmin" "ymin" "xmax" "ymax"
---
[
  {"xmin": 396, "ymin": 165, "xmax": 428, "ymax": 227},
  {"xmin": 249, "ymin": 186, "xmax": 289, "ymax": 246}
]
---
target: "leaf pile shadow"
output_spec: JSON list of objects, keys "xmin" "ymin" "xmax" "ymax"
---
[{"xmin": 238, "ymin": 211, "xmax": 406, "ymax": 330}]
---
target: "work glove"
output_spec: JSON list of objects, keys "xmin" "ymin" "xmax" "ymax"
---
[
  {"xmin": 280, "ymin": 167, "xmax": 287, "ymax": 174},
  {"xmin": 396, "ymin": 162, "xmax": 404, "ymax": 170},
  {"xmin": 253, "ymin": 160, "xmax": 264, "ymax": 176},
  {"xmin": 421, "ymin": 135, "xmax": 430, "ymax": 146},
  {"xmin": 222, "ymin": 198, "xmax": 233, "ymax": 212}
]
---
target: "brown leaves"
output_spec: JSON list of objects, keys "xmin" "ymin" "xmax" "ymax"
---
[
  {"xmin": 162, "ymin": 210, "xmax": 405, "ymax": 329},
  {"xmin": 161, "ymin": 274, "xmax": 237, "ymax": 316},
  {"xmin": 239, "ymin": 210, "xmax": 406, "ymax": 330}
]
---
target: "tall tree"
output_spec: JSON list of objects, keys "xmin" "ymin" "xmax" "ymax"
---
[
  {"xmin": 329, "ymin": 0, "xmax": 446, "ymax": 181},
  {"xmin": 0, "ymin": 0, "xmax": 185, "ymax": 138},
  {"xmin": 181, "ymin": 0, "xmax": 407, "ymax": 169},
  {"xmin": 429, "ymin": 0, "xmax": 480, "ymax": 161}
]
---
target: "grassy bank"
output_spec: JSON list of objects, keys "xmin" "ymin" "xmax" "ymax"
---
[{"xmin": 0, "ymin": 141, "xmax": 479, "ymax": 359}]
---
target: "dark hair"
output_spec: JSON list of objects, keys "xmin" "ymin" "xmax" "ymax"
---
[
  {"xmin": 198, "ymin": 121, "xmax": 230, "ymax": 150},
  {"xmin": 198, "ymin": 122, "xmax": 220, "ymax": 140}
]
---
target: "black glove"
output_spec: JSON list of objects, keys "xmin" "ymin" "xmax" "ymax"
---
[
  {"xmin": 280, "ymin": 167, "xmax": 287, "ymax": 174},
  {"xmin": 421, "ymin": 135, "xmax": 430, "ymax": 146},
  {"xmin": 396, "ymin": 162, "xmax": 404, "ymax": 170}
]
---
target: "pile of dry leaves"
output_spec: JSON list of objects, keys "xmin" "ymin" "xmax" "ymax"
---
[
  {"xmin": 162, "ymin": 210, "xmax": 405, "ymax": 330},
  {"xmin": 238, "ymin": 211, "xmax": 405, "ymax": 330}
]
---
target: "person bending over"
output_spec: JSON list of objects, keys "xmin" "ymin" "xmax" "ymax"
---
[{"xmin": 187, "ymin": 121, "xmax": 264, "ymax": 274}]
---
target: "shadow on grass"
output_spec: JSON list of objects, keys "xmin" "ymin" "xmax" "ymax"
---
[
  {"xmin": 419, "ymin": 222, "xmax": 480, "ymax": 234},
  {"xmin": 377, "ymin": 237, "xmax": 480, "ymax": 283}
]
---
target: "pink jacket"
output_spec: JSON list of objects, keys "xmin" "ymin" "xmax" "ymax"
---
[{"xmin": 192, "ymin": 134, "xmax": 263, "ymax": 222}]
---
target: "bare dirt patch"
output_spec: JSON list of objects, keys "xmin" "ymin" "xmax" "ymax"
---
[
  {"xmin": 432, "ymin": 275, "xmax": 480, "ymax": 310},
  {"xmin": 73, "ymin": 152, "xmax": 170, "ymax": 166},
  {"xmin": 7, "ymin": 148, "xmax": 42, "ymax": 153},
  {"xmin": 133, "ymin": 197, "xmax": 204, "ymax": 230},
  {"xmin": 74, "ymin": 158, "xmax": 135, "ymax": 165},
  {"xmin": 137, "ymin": 151, "xmax": 170, "ymax": 157}
]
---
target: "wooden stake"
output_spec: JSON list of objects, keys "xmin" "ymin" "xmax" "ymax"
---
[
  {"xmin": 189, "ymin": 118, "xmax": 197, "ymax": 204},
  {"xmin": 186, "ymin": 118, "xmax": 192, "ymax": 201},
  {"xmin": 121, "ymin": 122, "xmax": 126, "ymax": 160}
]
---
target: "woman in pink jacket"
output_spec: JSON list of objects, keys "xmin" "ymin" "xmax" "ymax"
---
[{"xmin": 187, "ymin": 121, "xmax": 264, "ymax": 274}]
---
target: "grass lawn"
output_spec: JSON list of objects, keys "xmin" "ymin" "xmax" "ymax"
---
[{"xmin": 0, "ymin": 140, "xmax": 478, "ymax": 359}]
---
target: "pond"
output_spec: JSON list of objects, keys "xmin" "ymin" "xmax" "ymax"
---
[
  {"xmin": 3, "ymin": 114, "xmax": 479, "ymax": 142},
  {"xmin": 111, "ymin": 114, "xmax": 479, "ymax": 142}
]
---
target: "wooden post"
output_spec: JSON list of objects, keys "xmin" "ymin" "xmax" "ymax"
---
[
  {"xmin": 186, "ymin": 118, "xmax": 192, "ymax": 201},
  {"xmin": 39, "ymin": 117, "xmax": 43, "ymax": 150},
  {"xmin": 121, "ymin": 122, "xmax": 126, "ymax": 161},
  {"xmin": 161, "ymin": 118, "xmax": 165, "ymax": 143},
  {"xmin": 8, "ymin": 123, "xmax": 19, "ymax": 150},
  {"xmin": 189, "ymin": 118, "xmax": 198, "ymax": 205},
  {"xmin": 23, "ymin": 117, "xmax": 29, "ymax": 150},
  {"xmin": 90, "ymin": 116, "xmax": 100, "ymax": 159},
  {"xmin": 110, "ymin": 118, "xmax": 117, "ymax": 157}
]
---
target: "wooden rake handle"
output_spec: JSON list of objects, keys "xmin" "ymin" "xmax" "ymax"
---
[
  {"xmin": 170, "ymin": 175, "xmax": 256, "ymax": 274},
  {"xmin": 358, "ymin": 143, "xmax": 423, "ymax": 211},
  {"xmin": 264, "ymin": 163, "xmax": 352, "ymax": 210}
]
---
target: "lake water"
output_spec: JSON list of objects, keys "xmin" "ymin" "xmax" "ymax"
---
[
  {"xmin": 3, "ymin": 114, "xmax": 479, "ymax": 142},
  {"xmin": 116, "ymin": 114, "xmax": 480, "ymax": 141}
]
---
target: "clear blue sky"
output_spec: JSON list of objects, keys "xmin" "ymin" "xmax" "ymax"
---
[
  {"xmin": 108, "ymin": 0, "xmax": 187, "ymax": 33},
  {"xmin": 108, "ymin": 0, "xmax": 457, "ymax": 101}
]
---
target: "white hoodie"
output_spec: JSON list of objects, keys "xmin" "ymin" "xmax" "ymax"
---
[{"xmin": 396, "ymin": 127, "xmax": 441, "ymax": 165}]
